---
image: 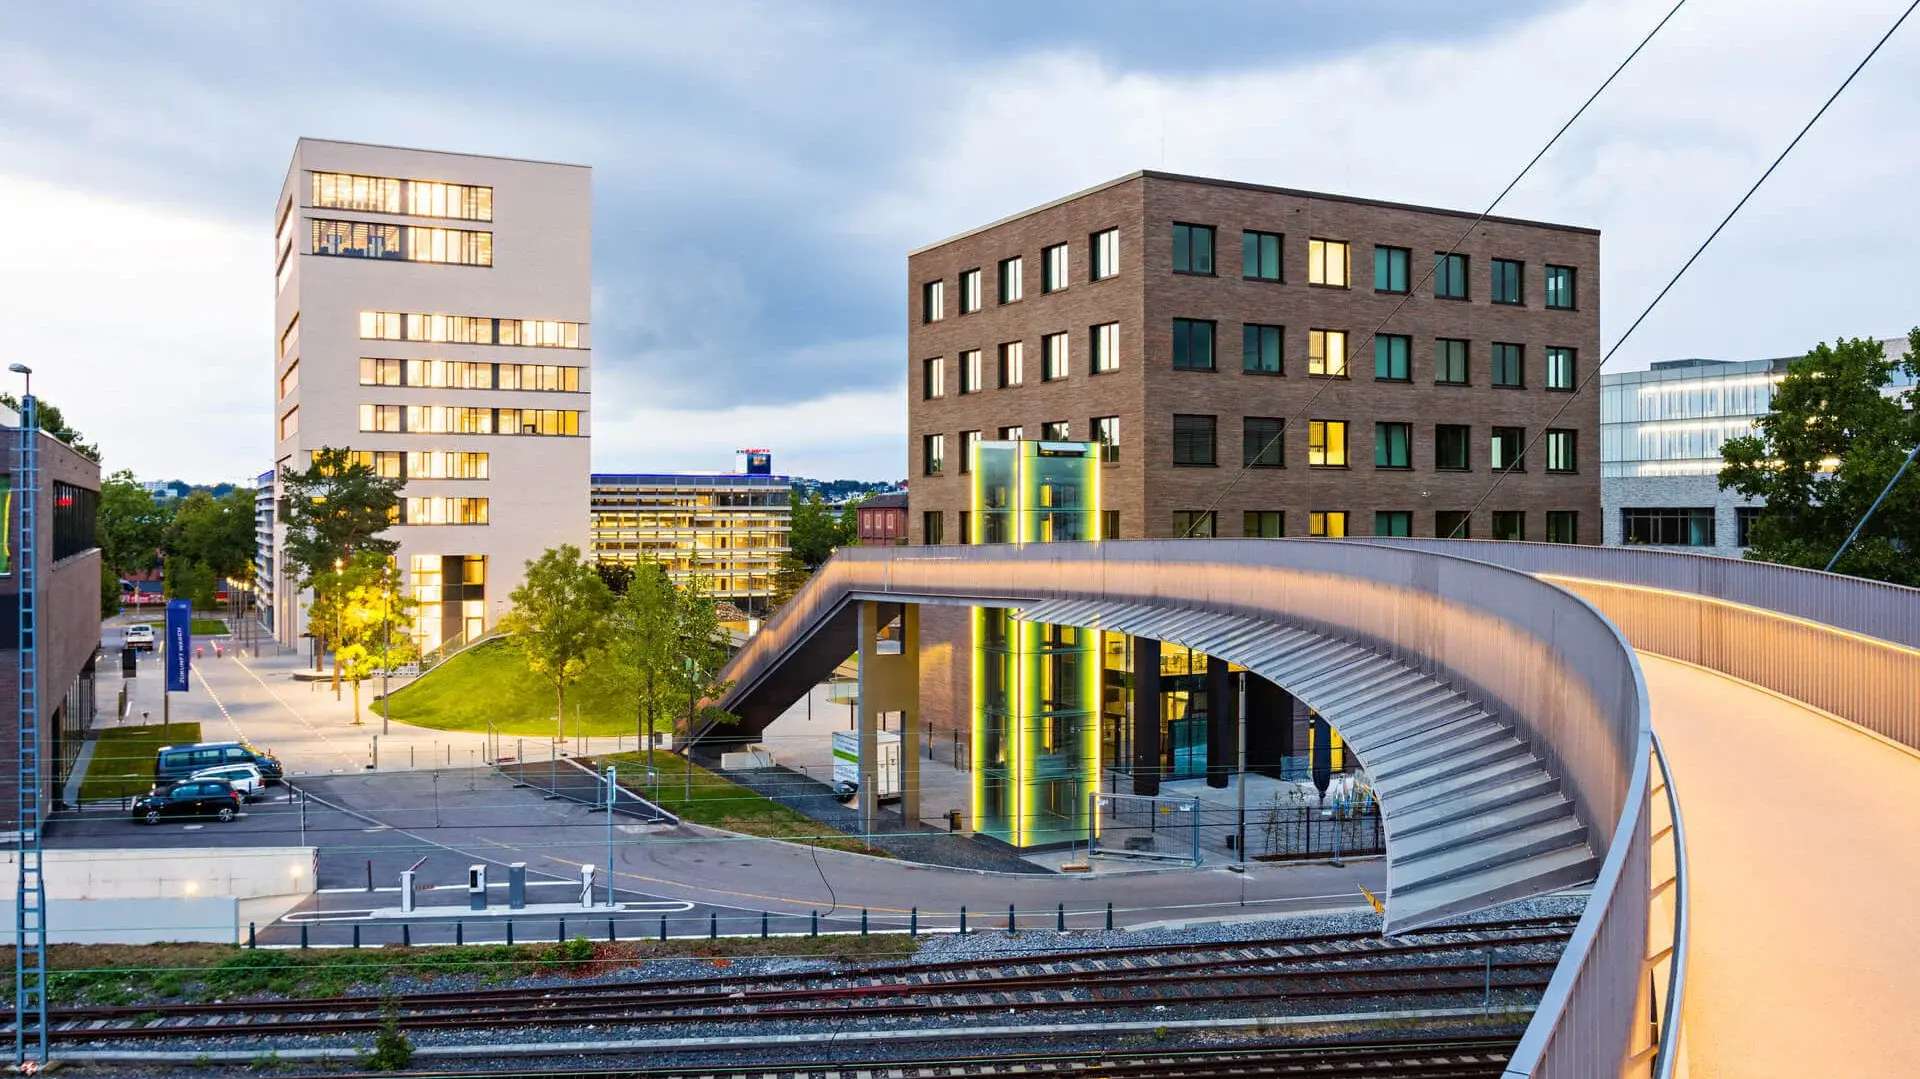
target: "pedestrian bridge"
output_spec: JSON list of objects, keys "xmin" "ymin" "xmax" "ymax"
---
[{"xmin": 707, "ymin": 538, "xmax": 1920, "ymax": 1078}]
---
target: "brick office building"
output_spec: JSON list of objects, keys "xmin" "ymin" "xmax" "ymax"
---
[{"xmin": 903, "ymin": 170, "xmax": 1601, "ymax": 745}]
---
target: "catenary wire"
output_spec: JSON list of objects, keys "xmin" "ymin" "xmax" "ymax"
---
[
  {"xmin": 1452, "ymin": 0, "xmax": 1920, "ymax": 534},
  {"xmin": 1179, "ymin": 0, "xmax": 1689, "ymax": 535}
]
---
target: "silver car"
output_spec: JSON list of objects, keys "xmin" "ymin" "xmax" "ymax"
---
[{"xmin": 189, "ymin": 763, "xmax": 265, "ymax": 801}]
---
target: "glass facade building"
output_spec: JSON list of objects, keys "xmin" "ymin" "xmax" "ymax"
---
[{"xmin": 590, "ymin": 471, "xmax": 791, "ymax": 614}]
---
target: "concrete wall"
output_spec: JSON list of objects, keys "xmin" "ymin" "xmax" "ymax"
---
[
  {"xmin": 0, "ymin": 846, "xmax": 317, "ymax": 901},
  {"xmin": 1601, "ymin": 472, "xmax": 1758, "ymax": 557},
  {"xmin": 0, "ymin": 897, "xmax": 238, "ymax": 945}
]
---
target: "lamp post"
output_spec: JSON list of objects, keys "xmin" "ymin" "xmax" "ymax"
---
[
  {"xmin": 332, "ymin": 557, "xmax": 343, "ymax": 701},
  {"xmin": 380, "ymin": 562, "xmax": 392, "ymax": 736}
]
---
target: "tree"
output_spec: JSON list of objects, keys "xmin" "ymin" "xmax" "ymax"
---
[
  {"xmin": 595, "ymin": 560, "xmax": 635, "ymax": 596},
  {"xmin": 163, "ymin": 554, "xmax": 217, "ymax": 610},
  {"xmin": 667, "ymin": 574, "xmax": 736, "ymax": 799},
  {"xmin": 98, "ymin": 470, "xmax": 167, "ymax": 578},
  {"xmin": 498, "ymin": 544, "xmax": 614, "ymax": 742},
  {"xmin": 788, "ymin": 492, "xmax": 858, "ymax": 569},
  {"xmin": 768, "ymin": 551, "xmax": 812, "ymax": 609},
  {"xmin": 0, "ymin": 393, "xmax": 99, "ymax": 462},
  {"xmin": 332, "ymin": 555, "xmax": 418, "ymax": 725},
  {"xmin": 598, "ymin": 560, "xmax": 683, "ymax": 759},
  {"xmin": 279, "ymin": 448, "xmax": 404, "ymax": 588},
  {"xmin": 1720, "ymin": 332, "xmax": 1920, "ymax": 586}
]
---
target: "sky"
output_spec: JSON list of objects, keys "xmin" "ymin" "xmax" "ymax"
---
[{"xmin": 2, "ymin": 0, "xmax": 1918, "ymax": 485}]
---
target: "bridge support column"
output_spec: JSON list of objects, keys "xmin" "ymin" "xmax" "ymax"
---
[
  {"xmin": 857, "ymin": 601, "xmax": 920, "ymax": 840},
  {"xmin": 1132, "ymin": 637, "xmax": 1162, "ymax": 797},
  {"xmin": 1245, "ymin": 676, "xmax": 1293, "ymax": 779},
  {"xmin": 1206, "ymin": 656, "xmax": 1234, "ymax": 789}
]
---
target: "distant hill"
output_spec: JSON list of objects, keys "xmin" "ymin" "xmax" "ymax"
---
[
  {"xmin": 140, "ymin": 479, "xmax": 241, "ymax": 502},
  {"xmin": 791, "ymin": 478, "xmax": 903, "ymax": 503}
]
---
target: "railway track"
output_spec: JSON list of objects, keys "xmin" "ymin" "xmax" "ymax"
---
[{"xmin": 36, "ymin": 917, "xmax": 1572, "ymax": 1045}]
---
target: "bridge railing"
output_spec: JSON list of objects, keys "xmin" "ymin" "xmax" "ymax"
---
[{"xmin": 719, "ymin": 540, "xmax": 1656, "ymax": 1077}]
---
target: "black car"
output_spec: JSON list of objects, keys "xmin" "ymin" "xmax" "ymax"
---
[{"xmin": 131, "ymin": 779, "xmax": 244, "ymax": 825}]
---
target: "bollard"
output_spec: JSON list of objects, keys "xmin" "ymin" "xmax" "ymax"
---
[
  {"xmin": 810, "ymin": 910, "xmax": 819, "ymax": 937},
  {"xmin": 659, "ymin": 916, "xmax": 667, "ymax": 942},
  {"xmin": 761, "ymin": 911, "xmax": 769, "ymax": 939},
  {"xmin": 402, "ymin": 923, "xmax": 411, "ymax": 947},
  {"xmin": 1008, "ymin": 904, "xmax": 1016, "ymax": 934},
  {"xmin": 710, "ymin": 911, "xmax": 718, "ymax": 940},
  {"xmin": 861, "ymin": 909, "xmax": 869, "ymax": 936},
  {"xmin": 1058, "ymin": 903, "xmax": 1066, "ymax": 932},
  {"xmin": 1106, "ymin": 902, "xmax": 1114, "ymax": 931},
  {"xmin": 456, "ymin": 921, "xmax": 464, "ymax": 946},
  {"xmin": 960, "ymin": 906, "xmax": 967, "ymax": 935},
  {"xmin": 300, "ymin": 924, "xmax": 309, "ymax": 950},
  {"xmin": 506, "ymin": 920, "xmax": 514, "ymax": 946},
  {"xmin": 365, "ymin": 860, "xmax": 373, "ymax": 893},
  {"xmin": 248, "ymin": 922, "xmax": 256, "ymax": 949},
  {"xmin": 353, "ymin": 924, "xmax": 361, "ymax": 949},
  {"xmin": 910, "ymin": 907, "xmax": 917, "ymax": 937},
  {"xmin": 558, "ymin": 918, "xmax": 566, "ymax": 944},
  {"xmin": 608, "ymin": 918, "xmax": 616, "ymax": 943}
]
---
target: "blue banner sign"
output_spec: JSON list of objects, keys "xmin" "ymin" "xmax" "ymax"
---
[{"xmin": 165, "ymin": 599, "xmax": 192, "ymax": 692}]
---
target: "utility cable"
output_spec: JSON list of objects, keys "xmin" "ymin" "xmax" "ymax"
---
[
  {"xmin": 1457, "ymin": 0, "xmax": 1920, "ymax": 535},
  {"xmin": 1182, "ymin": 0, "xmax": 1690, "ymax": 535}
]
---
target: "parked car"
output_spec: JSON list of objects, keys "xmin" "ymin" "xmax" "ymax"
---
[
  {"xmin": 189, "ymin": 763, "xmax": 265, "ymax": 801},
  {"xmin": 123, "ymin": 624, "xmax": 156, "ymax": 652},
  {"xmin": 155, "ymin": 742, "xmax": 284, "ymax": 785},
  {"xmin": 131, "ymin": 779, "xmax": 243, "ymax": 824}
]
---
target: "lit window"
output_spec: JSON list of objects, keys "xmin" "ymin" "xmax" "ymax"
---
[
  {"xmin": 278, "ymin": 406, "xmax": 299, "ymax": 442},
  {"xmin": 960, "ymin": 430, "xmax": 981, "ymax": 473},
  {"xmin": 1242, "ymin": 230, "xmax": 1282, "ymax": 281},
  {"xmin": 359, "ymin": 358, "xmax": 403, "ymax": 386},
  {"xmin": 922, "ymin": 357, "xmax": 945, "ymax": 399},
  {"xmin": 1309, "ymin": 511, "xmax": 1348, "ymax": 538},
  {"xmin": 278, "ymin": 360, "xmax": 300, "ymax": 399},
  {"xmin": 1375, "ymin": 335, "xmax": 1410, "ymax": 381},
  {"xmin": 1545, "ymin": 265, "xmax": 1576, "ymax": 309},
  {"xmin": 358, "ymin": 404, "xmax": 403, "ymax": 433},
  {"xmin": 310, "ymin": 172, "xmax": 401, "ymax": 213},
  {"xmin": 1307, "ymin": 420, "xmax": 1347, "ymax": 467},
  {"xmin": 1546, "ymin": 429, "xmax": 1577, "ymax": 473},
  {"xmin": 923, "ymin": 433, "xmax": 945, "ymax": 476},
  {"xmin": 922, "ymin": 280, "xmax": 944, "ymax": 323},
  {"xmin": 960, "ymin": 269, "xmax": 983, "ymax": 314},
  {"xmin": 999, "ymin": 257, "xmax": 1023, "ymax": 303},
  {"xmin": 401, "ymin": 497, "xmax": 490, "ymax": 526},
  {"xmin": 1434, "ymin": 253, "xmax": 1468, "ymax": 299},
  {"xmin": 1243, "ymin": 324, "xmax": 1282, "ymax": 374},
  {"xmin": 310, "ymin": 219, "xmax": 491, "ymax": 265},
  {"xmin": 1492, "ymin": 259, "xmax": 1523, "ymax": 305},
  {"xmin": 1307, "ymin": 239, "xmax": 1349, "ymax": 287},
  {"xmin": 1043, "ymin": 333, "xmax": 1071, "ymax": 380},
  {"xmin": 1547, "ymin": 347, "xmax": 1576, "ymax": 391},
  {"xmin": 280, "ymin": 314, "xmax": 301, "ymax": 356},
  {"xmin": 1172, "ymin": 224, "xmax": 1214, "ymax": 275},
  {"xmin": 1092, "ymin": 228, "xmax": 1120, "ymax": 280},
  {"xmin": 1092, "ymin": 322, "xmax": 1120, "ymax": 373},
  {"xmin": 959, "ymin": 350, "xmax": 983, "ymax": 394},
  {"xmin": 1172, "ymin": 319, "xmax": 1215, "ymax": 371},
  {"xmin": 998, "ymin": 342, "xmax": 1023, "ymax": 387},
  {"xmin": 999, "ymin": 425, "xmax": 1024, "ymax": 440},
  {"xmin": 1308, "ymin": 329, "xmax": 1348, "ymax": 377},
  {"xmin": 1043, "ymin": 243, "xmax": 1070, "ymax": 291},
  {"xmin": 1373, "ymin": 246, "xmax": 1409, "ymax": 293},
  {"xmin": 1092, "ymin": 416, "xmax": 1120, "ymax": 462}
]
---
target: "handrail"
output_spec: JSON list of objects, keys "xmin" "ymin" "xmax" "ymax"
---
[{"xmin": 1649, "ymin": 729, "xmax": 1689, "ymax": 1079}]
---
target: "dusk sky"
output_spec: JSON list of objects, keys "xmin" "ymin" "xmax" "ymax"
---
[{"xmin": 4, "ymin": 0, "xmax": 1917, "ymax": 484}]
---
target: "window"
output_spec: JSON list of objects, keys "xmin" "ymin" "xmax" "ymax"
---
[
  {"xmin": 999, "ymin": 256, "xmax": 1024, "ymax": 303},
  {"xmin": 1244, "ymin": 511, "xmax": 1284, "ymax": 537},
  {"xmin": 1308, "ymin": 329, "xmax": 1348, "ymax": 377},
  {"xmin": 998, "ymin": 342, "xmax": 1024, "ymax": 387},
  {"xmin": 348, "ymin": 450, "xmax": 404, "ymax": 479},
  {"xmin": 504, "ymin": 409, "xmax": 581, "ymax": 436},
  {"xmin": 1435, "ymin": 338, "xmax": 1469, "ymax": 384},
  {"xmin": 1092, "ymin": 228, "xmax": 1120, "ymax": 279},
  {"xmin": 401, "ymin": 497, "xmax": 489, "ymax": 526},
  {"xmin": 1243, "ymin": 417, "xmax": 1284, "ymax": 468},
  {"xmin": 1545, "ymin": 265, "xmax": 1576, "ymax": 309},
  {"xmin": 498, "ymin": 364, "xmax": 582, "ymax": 392},
  {"xmin": 1491, "ymin": 426, "xmax": 1526, "ymax": 471},
  {"xmin": 405, "ymin": 451, "xmax": 490, "ymax": 480},
  {"xmin": 1044, "ymin": 243, "xmax": 1070, "ymax": 291},
  {"xmin": 1173, "ymin": 511, "xmax": 1216, "ymax": 538},
  {"xmin": 1546, "ymin": 429, "xmax": 1577, "ymax": 473},
  {"xmin": 310, "ymin": 220, "xmax": 492, "ymax": 266},
  {"xmin": 1374, "ymin": 511, "xmax": 1412, "ymax": 537},
  {"xmin": 1042, "ymin": 420, "xmax": 1070, "ymax": 441},
  {"xmin": 922, "ymin": 434, "xmax": 945, "ymax": 476},
  {"xmin": 960, "ymin": 430, "xmax": 981, "ymax": 473},
  {"xmin": 278, "ymin": 360, "xmax": 300, "ymax": 399},
  {"xmin": 922, "ymin": 280, "xmax": 944, "ymax": 323},
  {"xmin": 958, "ymin": 510, "xmax": 973, "ymax": 544},
  {"xmin": 1492, "ymin": 512, "xmax": 1525, "ymax": 541},
  {"xmin": 959, "ymin": 269, "xmax": 982, "ymax": 314},
  {"xmin": 1491, "ymin": 258, "xmax": 1523, "ymax": 305},
  {"xmin": 1092, "ymin": 322, "xmax": 1121, "ymax": 373},
  {"xmin": 959, "ymin": 349, "xmax": 983, "ymax": 394},
  {"xmin": 310, "ymin": 172, "xmax": 492, "ymax": 220},
  {"xmin": 359, "ymin": 404, "xmax": 403, "ymax": 432},
  {"xmin": 280, "ymin": 314, "xmax": 300, "ymax": 357},
  {"xmin": 1043, "ymin": 333, "xmax": 1070, "ymax": 380},
  {"xmin": 923, "ymin": 357, "xmax": 945, "ymax": 399},
  {"xmin": 278, "ymin": 406, "xmax": 299, "ymax": 442},
  {"xmin": 1242, "ymin": 230, "xmax": 1282, "ymax": 281},
  {"xmin": 1172, "ymin": 224, "xmax": 1214, "ymax": 275},
  {"xmin": 1436, "ymin": 424, "xmax": 1471, "ymax": 470},
  {"xmin": 1622, "ymin": 508, "xmax": 1716, "ymax": 546},
  {"xmin": 1374, "ymin": 335, "xmax": 1410, "ymax": 381},
  {"xmin": 358, "ymin": 358, "xmax": 400, "ymax": 386},
  {"xmin": 1374, "ymin": 246, "xmax": 1410, "ymax": 292},
  {"xmin": 1307, "ymin": 239, "xmax": 1349, "ymax": 287},
  {"xmin": 1092, "ymin": 416, "xmax": 1120, "ymax": 462},
  {"xmin": 1374, "ymin": 422, "xmax": 1411, "ymax": 468},
  {"xmin": 1172, "ymin": 414, "xmax": 1217, "ymax": 466},
  {"xmin": 923, "ymin": 511, "xmax": 945, "ymax": 545},
  {"xmin": 1492, "ymin": 343, "xmax": 1524, "ymax": 388},
  {"xmin": 357, "ymin": 311, "xmax": 583, "ymax": 348},
  {"xmin": 1172, "ymin": 319, "xmax": 1216, "ymax": 371},
  {"xmin": 1307, "ymin": 420, "xmax": 1347, "ymax": 467},
  {"xmin": 1242, "ymin": 324, "xmax": 1283, "ymax": 374},
  {"xmin": 406, "ymin": 180, "xmax": 493, "ymax": 221},
  {"xmin": 310, "ymin": 171, "xmax": 401, "ymax": 213},
  {"xmin": 1547, "ymin": 511, "xmax": 1579, "ymax": 545},
  {"xmin": 1102, "ymin": 509, "xmax": 1119, "ymax": 539},
  {"xmin": 1434, "ymin": 252, "xmax": 1468, "ymax": 299},
  {"xmin": 1736, "ymin": 506, "xmax": 1761, "ymax": 547},
  {"xmin": 1309, "ymin": 511, "xmax": 1348, "ymax": 538},
  {"xmin": 1547, "ymin": 347, "xmax": 1576, "ymax": 391},
  {"xmin": 1436, "ymin": 511, "xmax": 1470, "ymax": 539},
  {"xmin": 999, "ymin": 425, "xmax": 1024, "ymax": 441}
]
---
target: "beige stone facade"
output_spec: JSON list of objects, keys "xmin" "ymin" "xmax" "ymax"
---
[{"xmin": 270, "ymin": 139, "xmax": 592, "ymax": 650}]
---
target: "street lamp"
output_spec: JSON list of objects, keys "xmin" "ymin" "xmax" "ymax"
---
[
  {"xmin": 332, "ymin": 557, "xmax": 343, "ymax": 702},
  {"xmin": 381, "ymin": 562, "xmax": 392, "ymax": 736},
  {"xmin": 8, "ymin": 363, "xmax": 31, "ymax": 399}
]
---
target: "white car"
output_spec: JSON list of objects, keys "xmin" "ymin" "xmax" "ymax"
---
[
  {"xmin": 189, "ymin": 763, "xmax": 265, "ymax": 801},
  {"xmin": 123, "ymin": 624, "xmax": 156, "ymax": 651}
]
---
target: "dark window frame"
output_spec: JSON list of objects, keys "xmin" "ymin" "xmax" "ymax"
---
[
  {"xmin": 1546, "ymin": 510, "xmax": 1579, "ymax": 545},
  {"xmin": 1435, "ymin": 424, "xmax": 1471, "ymax": 471},
  {"xmin": 1373, "ymin": 245, "xmax": 1410, "ymax": 293},
  {"xmin": 1374, "ymin": 422, "xmax": 1412, "ymax": 469},
  {"xmin": 1172, "ymin": 414, "xmax": 1218, "ymax": 467},
  {"xmin": 1434, "ymin": 252, "xmax": 1469, "ymax": 300},
  {"xmin": 1545, "ymin": 265, "xmax": 1577, "ymax": 310},
  {"xmin": 1491, "ymin": 511, "xmax": 1526, "ymax": 541},
  {"xmin": 1491, "ymin": 258, "xmax": 1524, "ymax": 306},
  {"xmin": 1242, "ymin": 323, "xmax": 1283, "ymax": 375},
  {"xmin": 1173, "ymin": 510, "xmax": 1217, "ymax": 538},
  {"xmin": 1545, "ymin": 428, "xmax": 1578, "ymax": 474},
  {"xmin": 1172, "ymin": 223, "xmax": 1216, "ymax": 276},
  {"xmin": 1620, "ymin": 507, "xmax": 1718, "ymax": 547},
  {"xmin": 1436, "ymin": 510, "xmax": 1471, "ymax": 539},
  {"xmin": 1373, "ymin": 510, "xmax": 1412, "ymax": 537},
  {"xmin": 1243, "ymin": 417, "xmax": 1285, "ymax": 469},
  {"xmin": 1491, "ymin": 426, "xmax": 1527, "ymax": 472},
  {"xmin": 1435, "ymin": 338, "xmax": 1470, "ymax": 385},
  {"xmin": 1491, "ymin": 342, "xmax": 1525, "ymax": 388},
  {"xmin": 1243, "ymin": 511, "xmax": 1284, "ymax": 538},
  {"xmin": 1172, "ymin": 318, "xmax": 1217, "ymax": 371},
  {"xmin": 1374, "ymin": 334, "xmax": 1411, "ymax": 381},
  {"xmin": 997, "ymin": 256, "xmax": 1023, "ymax": 304},
  {"xmin": 1242, "ymin": 229, "xmax": 1283, "ymax": 282}
]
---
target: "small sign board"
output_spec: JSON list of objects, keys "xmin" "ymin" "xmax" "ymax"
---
[{"xmin": 165, "ymin": 598, "xmax": 192, "ymax": 692}]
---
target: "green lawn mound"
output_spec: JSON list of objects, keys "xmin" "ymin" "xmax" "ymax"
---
[
  {"xmin": 379, "ymin": 639, "xmax": 661, "ymax": 739},
  {"xmin": 80, "ymin": 722, "xmax": 204, "ymax": 803}
]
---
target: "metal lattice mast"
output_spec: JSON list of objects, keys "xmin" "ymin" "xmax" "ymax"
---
[{"xmin": 14, "ymin": 397, "xmax": 47, "ymax": 1066}]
